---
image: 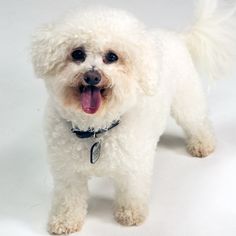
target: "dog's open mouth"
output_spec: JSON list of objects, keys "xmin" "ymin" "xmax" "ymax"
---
[{"xmin": 79, "ymin": 85, "xmax": 108, "ymax": 114}]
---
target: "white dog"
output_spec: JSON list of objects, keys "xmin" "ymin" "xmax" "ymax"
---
[{"xmin": 32, "ymin": 0, "xmax": 236, "ymax": 234}]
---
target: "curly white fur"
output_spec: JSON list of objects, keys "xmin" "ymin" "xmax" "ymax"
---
[
  {"xmin": 185, "ymin": 0, "xmax": 236, "ymax": 80},
  {"xmin": 31, "ymin": 1, "xmax": 235, "ymax": 234}
]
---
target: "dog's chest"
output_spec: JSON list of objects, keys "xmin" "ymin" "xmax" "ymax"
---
[{"xmin": 48, "ymin": 125, "xmax": 131, "ymax": 175}]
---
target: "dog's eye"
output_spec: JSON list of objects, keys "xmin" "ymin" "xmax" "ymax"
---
[
  {"xmin": 71, "ymin": 48, "xmax": 86, "ymax": 62},
  {"xmin": 104, "ymin": 51, "xmax": 119, "ymax": 64}
]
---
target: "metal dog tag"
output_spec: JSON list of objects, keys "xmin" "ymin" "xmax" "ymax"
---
[{"xmin": 90, "ymin": 141, "xmax": 101, "ymax": 164}]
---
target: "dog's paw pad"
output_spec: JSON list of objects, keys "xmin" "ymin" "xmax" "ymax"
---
[
  {"xmin": 48, "ymin": 217, "xmax": 83, "ymax": 235},
  {"xmin": 114, "ymin": 206, "xmax": 146, "ymax": 226},
  {"xmin": 187, "ymin": 139, "xmax": 215, "ymax": 158}
]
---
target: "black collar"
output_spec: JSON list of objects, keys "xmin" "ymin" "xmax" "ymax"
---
[{"xmin": 71, "ymin": 120, "xmax": 120, "ymax": 139}]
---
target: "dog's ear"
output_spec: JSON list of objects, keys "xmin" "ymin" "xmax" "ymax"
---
[
  {"xmin": 135, "ymin": 34, "xmax": 160, "ymax": 96},
  {"xmin": 31, "ymin": 24, "xmax": 68, "ymax": 79}
]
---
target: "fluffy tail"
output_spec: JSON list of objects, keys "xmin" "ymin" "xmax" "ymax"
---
[{"xmin": 184, "ymin": 0, "xmax": 236, "ymax": 80}]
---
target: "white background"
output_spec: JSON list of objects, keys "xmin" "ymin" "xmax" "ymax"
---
[{"xmin": 0, "ymin": 0, "xmax": 236, "ymax": 236}]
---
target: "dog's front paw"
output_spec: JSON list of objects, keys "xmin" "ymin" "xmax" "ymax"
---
[
  {"xmin": 48, "ymin": 215, "xmax": 84, "ymax": 235},
  {"xmin": 114, "ymin": 206, "xmax": 147, "ymax": 226},
  {"xmin": 187, "ymin": 138, "xmax": 215, "ymax": 158}
]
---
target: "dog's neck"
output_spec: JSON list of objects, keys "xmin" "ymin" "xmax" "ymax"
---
[{"xmin": 71, "ymin": 120, "xmax": 120, "ymax": 139}]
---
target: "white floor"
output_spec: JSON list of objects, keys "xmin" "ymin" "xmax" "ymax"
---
[{"xmin": 0, "ymin": 1, "xmax": 236, "ymax": 236}]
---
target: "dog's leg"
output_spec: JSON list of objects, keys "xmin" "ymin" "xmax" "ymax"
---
[
  {"xmin": 47, "ymin": 175, "xmax": 88, "ymax": 235},
  {"xmin": 112, "ymin": 173, "xmax": 150, "ymax": 226},
  {"xmin": 171, "ymin": 74, "xmax": 215, "ymax": 158}
]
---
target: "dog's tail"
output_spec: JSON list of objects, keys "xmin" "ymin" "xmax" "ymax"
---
[{"xmin": 184, "ymin": 0, "xmax": 236, "ymax": 80}]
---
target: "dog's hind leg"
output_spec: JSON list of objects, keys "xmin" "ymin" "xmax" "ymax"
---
[{"xmin": 171, "ymin": 72, "xmax": 215, "ymax": 158}]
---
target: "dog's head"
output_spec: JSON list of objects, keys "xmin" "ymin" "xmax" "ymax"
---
[{"xmin": 32, "ymin": 8, "xmax": 159, "ymax": 127}]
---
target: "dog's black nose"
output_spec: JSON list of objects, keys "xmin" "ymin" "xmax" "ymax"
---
[{"xmin": 84, "ymin": 70, "xmax": 101, "ymax": 86}]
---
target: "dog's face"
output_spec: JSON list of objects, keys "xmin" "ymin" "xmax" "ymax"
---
[{"xmin": 32, "ymin": 8, "xmax": 159, "ymax": 126}]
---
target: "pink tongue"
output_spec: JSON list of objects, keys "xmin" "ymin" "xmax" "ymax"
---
[{"xmin": 81, "ymin": 86, "xmax": 102, "ymax": 114}]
